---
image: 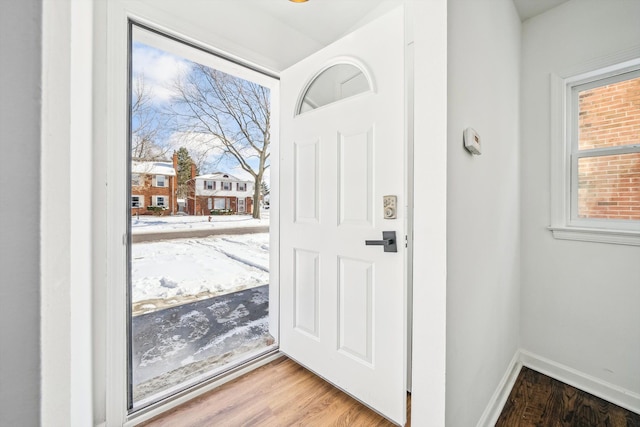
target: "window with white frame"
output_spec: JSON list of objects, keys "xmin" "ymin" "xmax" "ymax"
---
[
  {"xmin": 204, "ymin": 180, "xmax": 215, "ymax": 190},
  {"xmin": 237, "ymin": 182, "xmax": 247, "ymax": 191},
  {"xmin": 214, "ymin": 198, "xmax": 226, "ymax": 210},
  {"xmin": 131, "ymin": 195, "xmax": 143, "ymax": 208},
  {"xmin": 132, "ymin": 173, "xmax": 141, "ymax": 186},
  {"xmin": 154, "ymin": 175, "xmax": 167, "ymax": 187},
  {"xmin": 153, "ymin": 196, "xmax": 167, "ymax": 207},
  {"xmin": 222, "ymin": 181, "xmax": 231, "ymax": 191},
  {"xmin": 550, "ymin": 60, "xmax": 640, "ymax": 245}
]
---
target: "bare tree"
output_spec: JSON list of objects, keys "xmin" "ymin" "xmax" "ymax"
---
[
  {"xmin": 168, "ymin": 64, "xmax": 270, "ymax": 219},
  {"xmin": 131, "ymin": 75, "xmax": 171, "ymax": 160}
]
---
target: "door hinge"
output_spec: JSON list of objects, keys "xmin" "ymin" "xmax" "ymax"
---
[{"xmin": 405, "ymin": 235, "xmax": 408, "ymax": 248}]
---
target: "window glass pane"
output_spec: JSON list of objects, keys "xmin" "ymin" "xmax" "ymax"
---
[
  {"xmin": 129, "ymin": 24, "xmax": 275, "ymax": 410},
  {"xmin": 298, "ymin": 64, "xmax": 370, "ymax": 114},
  {"xmin": 214, "ymin": 198, "xmax": 226, "ymax": 210},
  {"xmin": 578, "ymin": 76, "xmax": 640, "ymax": 150},
  {"xmin": 578, "ymin": 152, "xmax": 640, "ymax": 220}
]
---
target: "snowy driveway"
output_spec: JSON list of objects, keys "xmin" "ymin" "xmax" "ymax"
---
[{"xmin": 132, "ymin": 285, "xmax": 272, "ymax": 402}]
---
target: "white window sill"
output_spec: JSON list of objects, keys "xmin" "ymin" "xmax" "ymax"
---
[{"xmin": 549, "ymin": 226, "xmax": 640, "ymax": 246}]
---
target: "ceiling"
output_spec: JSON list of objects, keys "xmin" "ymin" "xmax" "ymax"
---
[
  {"xmin": 141, "ymin": 0, "xmax": 569, "ymax": 73},
  {"xmin": 512, "ymin": 0, "xmax": 570, "ymax": 21}
]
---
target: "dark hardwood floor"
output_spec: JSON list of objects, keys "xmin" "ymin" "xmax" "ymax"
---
[
  {"xmin": 497, "ymin": 366, "xmax": 640, "ymax": 427},
  {"xmin": 140, "ymin": 356, "xmax": 411, "ymax": 426}
]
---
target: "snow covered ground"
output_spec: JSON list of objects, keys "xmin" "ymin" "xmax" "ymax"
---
[
  {"xmin": 131, "ymin": 212, "xmax": 269, "ymax": 234},
  {"xmin": 129, "ymin": 222, "xmax": 272, "ymax": 401},
  {"xmin": 131, "ymin": 233, "xmax": 269, "ymax": 314}
]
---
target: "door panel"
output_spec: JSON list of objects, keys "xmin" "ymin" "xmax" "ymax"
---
[{"xmin": 280, "ymin": 6, "xmax": 406, "ymax": 424}]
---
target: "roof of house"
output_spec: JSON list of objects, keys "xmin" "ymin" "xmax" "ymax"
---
[
  {"xmin": 195, "ymin": 172, "xmax": 250, "ymax": 182},
  {"xmin": 131, "ymin": 161, "xmax": 176, "ymax": 176}
]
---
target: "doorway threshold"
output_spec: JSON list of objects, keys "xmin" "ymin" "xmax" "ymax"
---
[{"xmin": 127, "ymin": 348, "xmax": 282, "ymax": 426}]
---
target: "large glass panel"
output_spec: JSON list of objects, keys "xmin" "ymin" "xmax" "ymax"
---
[{"xmin": 129, "ymin": 24, "xmax": 276, "ymax": 410}]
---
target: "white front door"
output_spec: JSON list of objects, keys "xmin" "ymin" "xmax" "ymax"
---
[
  {"xmin": 280, "ymin": 7, "xmax": 407, "ymax": 425},
  {"xmin": 238, "ymin": 198, "xmax": 245, "ymax": 214}
]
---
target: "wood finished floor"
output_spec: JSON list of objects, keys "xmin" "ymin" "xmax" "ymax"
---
[
  {"xmin": 496, "ymin": 366, "xmax": 640, "ymax": 427},
  {"xmin": 140, "ymin": 356, "xmax": 411, "ymax": 427}
]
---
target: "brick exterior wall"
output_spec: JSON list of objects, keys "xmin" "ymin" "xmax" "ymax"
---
[
  {"xmin": 131, "ymin": 173, "xmax": 176, "ymax": 216},
  {"xmin": 577, "ymin": 76, "xmax": 640, "ymax": 220},
  {"xmin": 188, "ymin": 195, "xmax": 253, "ymax": 216}
]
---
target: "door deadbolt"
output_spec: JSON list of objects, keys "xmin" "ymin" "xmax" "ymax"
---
[{"xmin": 383, "ymin": 195, "xmax": 397, "ymax": 219}]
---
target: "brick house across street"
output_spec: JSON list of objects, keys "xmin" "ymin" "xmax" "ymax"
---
[
  {"xmin": 188, "ymin": 172, "xmax": 254, "ymax": 215},
  {"xmin": 131, "ymin": 153, "xmax": 178, "ymax": 216}
]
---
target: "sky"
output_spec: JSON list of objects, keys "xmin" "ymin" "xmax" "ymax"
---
[{"xmin": 132, "ymin": 41, "xmax": 271, "ymax": 184}]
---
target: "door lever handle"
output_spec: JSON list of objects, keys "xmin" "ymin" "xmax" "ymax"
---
[
  {"xmin": 365, "ymin": 231, "xmax": 397, "ymax": 253},
  {"xmin": 365, "ymin": 238, "xmax": 393, "ymax": 246}
]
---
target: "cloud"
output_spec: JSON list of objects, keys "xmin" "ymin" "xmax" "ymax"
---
[{"xmin": 132, "ymin": 42, "xmax": 192, "ymax": 104}]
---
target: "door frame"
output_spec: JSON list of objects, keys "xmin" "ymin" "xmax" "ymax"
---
[
  {"xmin": 97, "ymin": 2, "xmax": 281, "ymax": 424},
  {"xmin": 39, "ymin": 0, "xmax": 448, "ymax": 425}
]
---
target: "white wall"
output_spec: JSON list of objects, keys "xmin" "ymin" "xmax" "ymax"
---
[
  {"xmin": 521, "ymin": 0, "xmax": 640, "ymax": 401},
  {"xmin": 0, "ymin": 0, "xmax": 42, "ymax": 425},
  {"xmin": 446, "ymin": 0, "xmax": 521, "ymax": 425}
]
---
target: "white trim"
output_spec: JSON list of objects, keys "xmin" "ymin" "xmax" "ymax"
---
[
  {"xmin": 41, "ymin": 0, "xmax": 95, "ymax": 425},
  {"xmin": 549, "ymin": 226, "xmax": 640, "ymax": 246},
  {"xmin": 549, "ymin": 47, "xmax": 640, "ymax": 245},
  {"xmin": 520, "ymin": 350, "xmax": 640, "ymax": 415},
  {"xmin": 476, "ymin": 352, "xmax": 522, "ymax": 427}
]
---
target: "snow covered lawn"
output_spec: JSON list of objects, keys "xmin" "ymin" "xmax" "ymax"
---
[
  {"xmin": 131, "ymin": 233, "xmax": 269, "ymax": 314},
  {"xmin": 131, "ymin": 212, "xmax": 269, "ymax": 234}
]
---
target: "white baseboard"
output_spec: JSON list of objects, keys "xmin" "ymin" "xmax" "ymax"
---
[
  {"xmin": 476, "ymin": 352, "xmax": 522, "ymax": 427},
  {"xmin": 519, "ymin": 350, "xmax": 640, "ymax": 414},
  {"xmin": 477, "ymin": 349, "xmax": 640, "ymax": 426}
]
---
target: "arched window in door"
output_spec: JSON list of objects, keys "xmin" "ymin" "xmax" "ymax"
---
[{"xmin": 296, "ymin": 62, "xmax": 372, "ymax": 115}]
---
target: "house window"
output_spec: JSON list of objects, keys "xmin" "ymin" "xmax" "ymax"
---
[
  {"xmin": 204, "ymin": 180, "xmax": 215, "ymax": 190},
  {"xmin": 154, "ymin": 196, "xmax": 167, "ymax": 207},
  {"xmin": 237, "ymin": 182, "xmax": 247, "ymax": 191},
  {"xmin": 214, "ymin": 198, "xmax": 226, "ymax": 210},
  {"xmin": 131, "ymin": 195, "xmax": 143, "ymax": 208},
  {"xmin": 132, "ymin": 174, "xmax": 140, "ymax": 186},
  {"xmin": 550, "ymin": 61, "xmax": 640, "ymax": 245},
  {"xmin": 222, "ymin": 181, "xmax": 231, "ymax": 191},
  {"xmin": 155, "ymin": 175, "xmax": 167, "ymax": 187}
]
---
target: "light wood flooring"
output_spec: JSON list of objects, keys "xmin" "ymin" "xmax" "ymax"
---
[
  {"xmin": 140, "ymin": 356, "xmax": 411, "ymax": 426},
  {"xmin": 140, "ymin": 358, "xmax": 639, "ymax": 426},
  {"xmin": 497, "ymin": 366, "xmax": 640, "ymax": 427}
]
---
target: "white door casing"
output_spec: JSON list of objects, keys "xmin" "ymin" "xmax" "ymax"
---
[{"xmin": 280, "ymin": 7, "xmax": 407, "ymax": 425}]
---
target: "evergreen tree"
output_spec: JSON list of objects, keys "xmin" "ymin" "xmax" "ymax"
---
[{"xmin": 175, "ymin": 147, "xmax": 195, "ymax": 199}]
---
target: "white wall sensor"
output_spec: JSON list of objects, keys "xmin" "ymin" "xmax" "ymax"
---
[{"xmin": 464, "ymin": 127, "xmax": 482, "ymax": 155}]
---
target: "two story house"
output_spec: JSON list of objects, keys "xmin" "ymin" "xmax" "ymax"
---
[
  {"xmin": 189, "ymin": 172, "xmax": 253, "ymax": 215},
  {"xmin": 131, "ymin": 152, "xmax": 178, "ymax": 215}
]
